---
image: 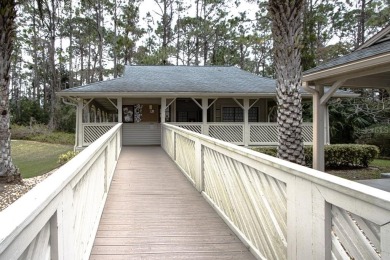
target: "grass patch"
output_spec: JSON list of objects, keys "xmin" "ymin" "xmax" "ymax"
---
[
  {"xmin": 325, "ymin": 159, "xmax": 390, "ymax": 180},
  {"xmin": 11, "ymin": 124, "xmax": 74, "ymax": 145},
  {"xmin": 11, "ymin": 140, "xmax": 73, "ymax": 179}
]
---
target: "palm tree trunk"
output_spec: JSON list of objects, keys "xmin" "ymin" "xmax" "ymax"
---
[
  {"xmin": 0, "ymin": 0, "xmax": 20, "ymax": 181},
  {"xmin": 269, "ymin": 0, "xmax": 305, "ymax": 165}
]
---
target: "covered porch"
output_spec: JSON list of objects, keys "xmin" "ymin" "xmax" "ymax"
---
[
  {"xmin": 71, "ymin": 96, "xmax": 316, "ymax": 149},
  {"xmin": 303, "ymin": 25, "xmax": 390, "ymax": 171}
]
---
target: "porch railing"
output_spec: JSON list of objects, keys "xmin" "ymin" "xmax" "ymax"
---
[
  {"xmin": 0, "ymin": 123, "xmax": 122, "ymax": 260},
  {"xmin": 82, "ymin": 123, "xmax": 117, "ymax": 146},
  {"xmin": 171, "ymin": 122, "xmax": 313, "ymax": 145},
  {"xmin": 162, "ymin": 123, "xmax": 390, "ymax": 259}
]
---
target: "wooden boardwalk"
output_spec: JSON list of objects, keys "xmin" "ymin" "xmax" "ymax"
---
[{"xmin": 89, "ymin": 146, "xmax": 255, "ymax": 260}]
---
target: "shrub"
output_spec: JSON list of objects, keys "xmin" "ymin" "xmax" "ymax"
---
[
  {"xmin": 356, "ymin": 124, "xmax": 390, "ymax": 158},
  {"xmin": 251, "ymin": 147, "xmax": 277, "ymax": 157},
  {"xmin": 11, "ymin": 124, "xmax": 74, "ymax": 145},
  {"xmin": 30, "ymin": 132, "xmax": 74, "ymax": 145},
  {"xmin": 11, "ymin": 124, "xmax": 50, "ymax": 140},
  {"xmin": 324, "ymin": 144, "xmax": 379, "ymax": 168},
  {"xmin": 252, "ymin": 144, "xmax": 379, "ymax": 168},
  {"xmin": 58, "ymin": 151, "xmax": 79, "ymax": 165}
]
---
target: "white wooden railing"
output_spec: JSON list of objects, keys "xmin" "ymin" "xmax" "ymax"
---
[
  {"xmin": 82, "ymin": 123, "xmax": 117, "ymax": 146},
  {"xmin": 0, "ymin": 123, "xmax": 122, "ymax": 260},
  {"xmin": 162, "ymin": 123, "xmax": 390, "ymax": 260},
  {"xmin": 171, "ymin": 122, "xmax": 313, "ymax": 145}
]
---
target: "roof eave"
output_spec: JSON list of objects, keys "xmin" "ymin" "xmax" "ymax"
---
[
  {"xmin": 303, "ymin": 52, "xmax": 390, "ymax": 84},
  {"xmin": 58, "ymin": 91, "xmax": 279, "ymax": 98},
  {"xmin": 58, "ymin": 91, "xmax": 355, "ymax": 99}
]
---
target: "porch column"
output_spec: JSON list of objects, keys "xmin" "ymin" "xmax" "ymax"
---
[
  {"xmin": 202, "ymin": 97, "xmax": 209, "ymax": 135},
  {"xmin": 118, "ymin": 97, "xmax": 123, "ymax": 123},
  {"xmin": 161, "ymin": 97, "xmax": 166, "ymax": 123},
  {"xmin": 243, "ymin": 98, "xmax": 250, "ymax": 146},
  {"xmin": 77, "ymin": 98, "xmax": 84, "ymax": 149},
  {"xmin": 325, "ymin": 105, "xmax": 330, "ymax": 144},
  {"xmin": 313, "ymin": 85, "xmax": 325, "ymax": 171}
]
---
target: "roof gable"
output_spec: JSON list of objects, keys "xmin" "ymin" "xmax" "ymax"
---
[
  {"xmin": 357, "ymin": 24, "xmax": 390, "ymax": 50},
  {"xmin": 303, "ymin": 24, "xmax": 390, "ymax": 77}
]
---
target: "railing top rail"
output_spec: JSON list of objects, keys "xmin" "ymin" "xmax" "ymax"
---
[
  {"xmin": 0, "ymin": 123, "xmax": 123, "ymax": 252},
  {"xmin": 82, "ymin": 123, "xmax": 118, "ymax": 126},
  {"xmin": 162, "ymin": 123, "xmax": 390, "ymax": 210},
  {"xmin": 169, "ymin": 122, "xmax": 313, "ymax": 125},
  {"xmin": 248, "ymin": 122, "xmax": 313, "ymax": 126}
]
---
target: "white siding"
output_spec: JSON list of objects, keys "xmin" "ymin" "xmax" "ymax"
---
[{"xmin": 122, "ymin": 123, "xmax": 161, "ymax": 145}]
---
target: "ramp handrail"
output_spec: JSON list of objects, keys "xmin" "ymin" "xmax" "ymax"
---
[
  {"xmin": 0, "ymin": 123, "xmax": 122, "ymax": 260},
  {"xmin": 162, "ymin": 123, "xmax": 390, "ymax": 259}
]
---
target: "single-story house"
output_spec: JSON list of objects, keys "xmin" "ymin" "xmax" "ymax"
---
[
  {"xmin": 303, "ymin": 25, "xmax": 390, "ymax": 171},
  {"xmin": 58, "ymin": 65, "xmax": 353, "ymax": 150}
]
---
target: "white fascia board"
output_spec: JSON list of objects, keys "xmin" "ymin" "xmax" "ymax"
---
[
  {"xmin": 57, "ymin": 91, "xmax": 354, "ymax": 99},
  {"xmin": 57, "ymin": 92, "xmax": 279, "ymax": 98},
  {"xmin": 303, "ymin": 52, "xmax": 390, "ymax": 83}
]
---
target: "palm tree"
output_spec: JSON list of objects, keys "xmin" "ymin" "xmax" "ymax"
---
[
  {"xmin": 0, "ymin": 0, "xmax": 20, "ymax": 181},
  {"xmin": 269, "ymin": 0, "xmax": 305, "ymax": 165}
]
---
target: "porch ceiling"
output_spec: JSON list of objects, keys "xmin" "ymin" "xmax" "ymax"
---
[{"xmin": 93, "ymin": 98, "xmax": 118, "ymax": 113}]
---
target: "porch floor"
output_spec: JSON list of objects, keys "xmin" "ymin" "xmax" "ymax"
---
[{"xmin": 89, "ymin": 146, "xmax": 255, "ymax": 260}]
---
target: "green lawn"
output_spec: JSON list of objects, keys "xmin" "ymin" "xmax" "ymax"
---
[
  {"xmin": 11, "ymin": 140, "xmax": 73, "ymax": 179},
  {"xmin": 327, "ymin": 159, "xmax": 390, "ymax": 180}
]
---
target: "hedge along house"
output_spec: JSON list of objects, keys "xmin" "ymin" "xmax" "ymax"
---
[
  {"xmin": 303, "ymin": 25, "xmax": 390, "ymax": 171},
  {"xmin": 58, "ymin": 65, "xmax": 352, "ymax": 150}
]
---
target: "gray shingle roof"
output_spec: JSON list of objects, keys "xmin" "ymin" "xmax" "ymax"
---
[
  {"xmin": 60, "ymin": 66, "xmax": 277, "ymax": 94},
  {"xmin": 303, "ymin": 40, "xmax": 390, "ymax": 75}
]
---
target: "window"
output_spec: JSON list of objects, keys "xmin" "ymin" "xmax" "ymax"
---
[
  {"xmin": 222, "ymin": 107, "xmax": 258, "ymax": 122},
  {"xmin": 248, "ymin": 107, "xmax": 258, "ymax": 122}
]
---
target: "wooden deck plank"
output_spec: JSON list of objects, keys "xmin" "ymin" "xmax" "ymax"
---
[{"xmin": 90, "ymin": 146, "xmax": 255, "ymax": 260}]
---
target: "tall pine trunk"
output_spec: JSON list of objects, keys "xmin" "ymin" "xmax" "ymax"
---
[
  {"xmin": 68, "ymin": 0, "xmax": 74, "ymax": 88},
  {"xmin": 0, "ymin": 0, "xmax": 20, "ymax": 181},
  {"xmin": 269, "ymin": 0, "xmax": 305, "ymax": 165},
  {"xmin": 47, "ymin": 0, "xmax": 58, "ymax": 130}
]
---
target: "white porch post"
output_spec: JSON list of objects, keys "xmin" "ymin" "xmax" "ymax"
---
[
  {"xmin": 118, "ymin": 97, "xmax": 122, "ymax": 123},
  {"xmin": 86, "ymin": 104, "xmax": 90, "ymax": 123},
  {"xmin": 243, "ymin": 98, "xmax": 250, "ymax": 146},
  {"xmin": 161, "ymin": 97, "xmax": 166, "ymax": 123},
  {"xmin": 313, "ymin": 85, "xmax": 325, "ymax": 171},
  {"xmin": 325, "ymin": 105, "xmax": 330, "ymax": 144},
  {"xmin": 202, "ymin": 97, "xmax": 209, "ymax": 135},
  {"xmin": 77, "ymin": 98, "xmax": 83, "ymax": 148}
]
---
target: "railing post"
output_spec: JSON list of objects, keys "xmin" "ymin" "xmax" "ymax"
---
[
  {"xmin": 58, "ymin": 186, "xmax": 76, "ymax": 260},
  {"xmin": 288, "ymin": 177, "xmax": 331, "ymax": 260},
  {"xmin": 288, "ymin": 177, "xmax": 312, "ymax": 260},
  {"xmin": 104, "ymin": 147, "xmax": 108, "ymax": 193},
  {"xmin": 381, "ymin": 223, "xmax": 390, "ymax": 259},
  {"xmin": 50, "ymin": 214, "xmax": 59, "ymax": 260},
  {"xmin": 173, "ymin": 130, "xmax": 177, "ymax": 161},
  {"xmin": 194, "ymin": 140, "xmax": 204, "ymax": 192},
  {"xmin": 312, "ymin": 185, "xmax": 332, "ymax": 259}
]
